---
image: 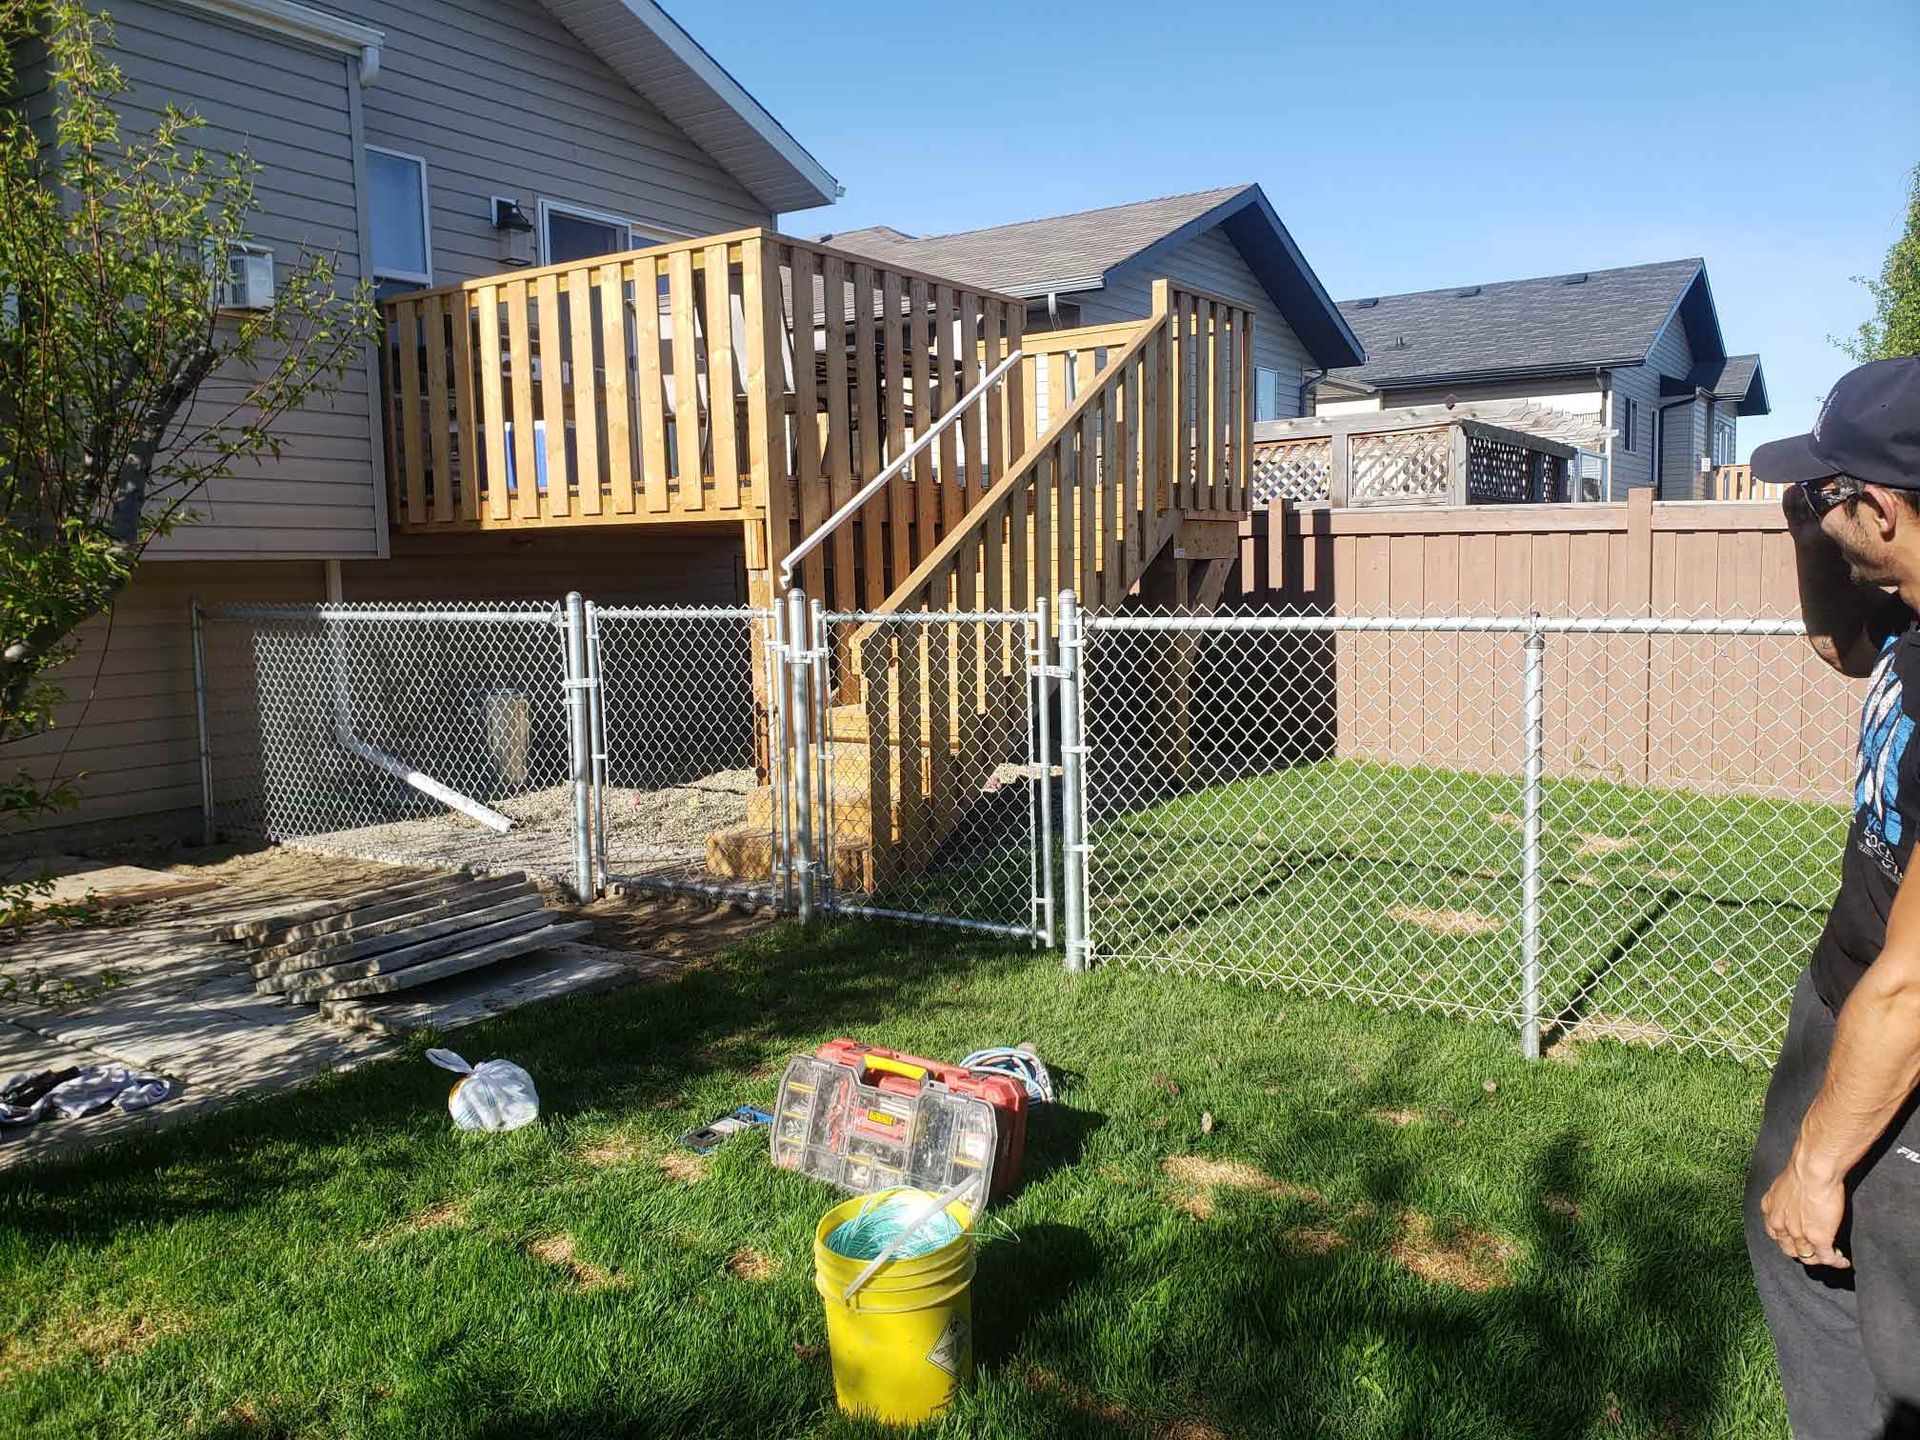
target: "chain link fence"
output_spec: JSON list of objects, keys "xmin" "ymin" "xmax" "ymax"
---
[
  {"xmin": 1072, "ymin": 608, "xmax": 1850, "ymax": 1063},
  {"xmin": 197, "ymin": 602, "xmax": 580, "ymax": 880}
]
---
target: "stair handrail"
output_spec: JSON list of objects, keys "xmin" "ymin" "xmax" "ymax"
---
[{"xmin": 779, "ymin": 346, "xmax": 1025, "ymax": 591}]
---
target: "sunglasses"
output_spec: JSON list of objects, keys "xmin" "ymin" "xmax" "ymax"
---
[{"xmin": 1800, "ymin": 475, "xmax": 1865, "ymax": 517}]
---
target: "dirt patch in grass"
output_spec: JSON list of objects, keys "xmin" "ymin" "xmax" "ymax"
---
[
  {"xmin": 0, "ymin": 1302, "xmax": 185, "ymax": 1382},
  {"xmin": 658, "ymin": 1151, "xmax": 708, "ymax": 1185},
  {"xmin": 727, "ymin": 1247, "xmax": 778, "ymax": 1282},
  {"xmin": 1284, "ymin": 1224, "xmax": 1347, "ymax": 1256},
  {"xmin": 1388, "ymin": 905, "xmax": 1505, "ymax": 938},
  {"xmin": 1162, "ymin": 1155, "xmax": 1326, "ymax": 1220},
  {"xmin": 528, "ymin": 1233, "xmax": 622, "ymax": 1291},
  {"xmin": 364, "ymin": 1199, "xmax": 466, "ymax": 1247},
  {"xmin": 581, "ymin": 890, "xmax": 774, "ymax": 964},
  {"xmin": 1575, "ymin": 833, "xmax": 1638, "ymax": 858},
  {"xmin": 1388, "ymin": 1210, "xmax": 1518, "ymax": 1292},
  {"xmin": 576, "ymin": 1135, "xmax": 642, "ymax": 1168},
  {"xmin": 1542, "ymin": 1193, "xmax": 1581, "ymax": 1220},
  {"xmin": 1551, "ymin": 1011, "xmax": 1676, "ymax": 1053},
  {"xmin": 1372, "ymin": 1107, "xmax": 1422, "ymax": 1127},
  {"xmin": 1489, "ymin": 812, "xmax": 1521, "ymax": 829}
]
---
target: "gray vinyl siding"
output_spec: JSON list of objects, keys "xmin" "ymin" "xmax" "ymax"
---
[
  {"xmin": 4, "ymin": 561, "xmax": 330, "ymax": 848},
  {"xmin": 1382, "ymin": 376, "xmax": 1603, "ymax": 409},
  {"xmin": 102, "ymin": 1, "xmax": 379, "ymax": 561},
  {"xmin": 332, "ymin": 0, "xmax": 771, "ymax": 285},
  {"xmin": 1643, "ymin": 312, "xmax": 1708, "ymax": 500},
  {"xmin": 1078, "ymin": 227, "xmax": 1316, "ymax": 414},
  {"xmin": 1025, "ymin": 224, "xmax": 1316, "ymax": 428}
]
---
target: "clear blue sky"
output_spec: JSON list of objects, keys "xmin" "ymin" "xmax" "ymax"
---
[{"xmin": 707, "ymin": 0, "xmax": 1918, "ymax": 460}]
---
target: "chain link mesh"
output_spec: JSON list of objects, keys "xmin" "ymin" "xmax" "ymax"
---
[
  {"xmin": 198, "ymin": 603, "xmax": 577, "ymax": 879},
  {"xmin": 1078, "ymin": 608, "xmax": 1852, "ymax": 1063},
  {"xmin": 589, "ymin": 607, "xmax": 783, "ymax": 902},
  {"xmin": 817, "ymin": 612, "xmax": 1049, "ymax": 938}
]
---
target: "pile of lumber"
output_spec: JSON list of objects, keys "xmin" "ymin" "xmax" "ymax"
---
[{"xmin": 217, "ymin": 871, "xmax": 592, "ymax": 1009}]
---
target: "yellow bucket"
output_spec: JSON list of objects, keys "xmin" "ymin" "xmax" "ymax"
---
[{"xmin": 812, "ymin": 1189, "xmax": 976, "ymax": 1425}]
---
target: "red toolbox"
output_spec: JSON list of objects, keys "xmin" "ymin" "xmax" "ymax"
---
[{"xmin": 772, "ymin": 1039, "xmax": 1029, "ymax": 1201}]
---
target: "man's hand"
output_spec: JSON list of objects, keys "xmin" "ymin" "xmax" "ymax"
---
[
  {"xmin": 1762, "ymin": 1149, "xmax": 1851, "ymax": 1269},
  {"xmin": 1782, "ymin": 483, "xmax": 1822, "ymax": 541}
]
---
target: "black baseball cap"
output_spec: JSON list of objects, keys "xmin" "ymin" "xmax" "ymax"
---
[{"xmin": 1752, "ymin": 356, "xmax": 1920, "ymax": 490}]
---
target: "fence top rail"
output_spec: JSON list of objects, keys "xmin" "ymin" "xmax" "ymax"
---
[
  {"xmin": 591, "ymin": 605, "xmax": 775, "ymax": 621},
  {"xmin": 1082, "ymin": 612, "xmax": 1809, "ymax": 637},
  {"xmin": 203, "ymin": 602, "xmax": 565, "ymax": 625},
  {"xmin": 824, "ymin": 609, "xmax": 1042, "ymax": 626}
]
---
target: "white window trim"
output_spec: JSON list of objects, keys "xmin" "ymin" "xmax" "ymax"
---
[
  {"xmin": 366, "ymin": 144, "xmax": 432, "ymax": 286},
  {"xmin": 536, "ymin": 198, "xmax": 678, "ymax": 266}
]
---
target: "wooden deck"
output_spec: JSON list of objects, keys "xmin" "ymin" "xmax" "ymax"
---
[{"xmin": 379, "ymin": 228, "xmax": 1027, "ymax": 606}]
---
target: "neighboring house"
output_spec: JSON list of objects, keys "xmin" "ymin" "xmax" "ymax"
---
[
  {"xmin": 1314, "ymin": 259, "xmax": 1769, "ymax": 500},
  {"xmin": 11, "ymin": 0, "xmax": 840, "ymax": 841},
  {"xmin": 824, "ymin": 184, "xmax": 1365, "ymax": 427}
]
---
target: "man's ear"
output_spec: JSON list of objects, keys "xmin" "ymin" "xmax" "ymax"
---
[{"xmin": 1863, "ymin": 485, "xmax": 1905, "ymax": 540}]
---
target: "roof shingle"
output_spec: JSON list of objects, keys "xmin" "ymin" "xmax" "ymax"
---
[{"xmin": 1331, "ymin": 259, "xmax": 1706, "ymax": 388}]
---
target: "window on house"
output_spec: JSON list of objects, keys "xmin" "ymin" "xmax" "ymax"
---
[
  {"xmin": 1255, "ymin": 366, "xmax": 1284, "ymax": 422},
  {"xmin": 539, "ymin": 200, "xmax": 660, "ymax": 265},
  {"xmin": 366, "ymin": 147, "xmax": 431, "ymax": 287},
  {"xmin": 1618, "ymin": 396, "xmax": 1637, "ymax": 453},
  {"xmin": 1713, "ymin": 416, "xmax": 1737, "ymax": 466}
]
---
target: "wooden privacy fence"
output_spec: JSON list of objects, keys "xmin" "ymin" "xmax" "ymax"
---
[
  {"xmin": 1234, "ymin": 492, "xmax": 1857, "ymax": 801},
  {"xmin": 379, "ymin": 229, "xmax": 1026, "ymax": 610},
  {"xmin": 840, "ymin": 279, "xmax": 1254, "ymax": 884}
]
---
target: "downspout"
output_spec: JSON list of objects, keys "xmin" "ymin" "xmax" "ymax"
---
[
  {"xmin": 1652, "ymin": 390, "xmax": 1701, "ymax": 501},
  {"xmin": 1300, "ymin": 366, "xmax": 1327, "ymax": 418},
  {"xmin": 1594, "ymin": 367, "xmax": 1611, "ymax": 502}
]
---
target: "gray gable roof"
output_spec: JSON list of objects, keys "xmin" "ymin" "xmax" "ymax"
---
[
  {"xmin": 1689, "ymin": 353, "xmax": 1769, "ymax": 415},
  {"xmin": 826, "ymin": 186, "xmax": 1251, "ymax": 296},
  {"xmin": 823, "ymin": 185, "xmax": 1364, "ymax": 369},
  {"xmin": 1331, "ymin": 259, "xmax": 1708, "ymax": 390}
]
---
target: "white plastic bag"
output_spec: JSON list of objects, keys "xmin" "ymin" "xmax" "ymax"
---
[{"xmin": 427, "ymin": 1048, "xmax": 539, "ymax": 1132}]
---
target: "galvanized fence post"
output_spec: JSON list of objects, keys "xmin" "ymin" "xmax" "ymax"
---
[
  {"xmin": 1033, "ymin": 597, "xmax": 1056, "ymax": 948},
  {"xmin": 786, "ymin": 587, "xmax": 816, "ymax": 923},
  {"xmin": 189, "ymin": 598, "xmax": 215, "ymax": 846},
  {"xmin": 1520, "ymin": 614, "xmax": 1546, "ymax": 1059},
  {"xmin": 562, "ymin": 592, "xmax": 596, "ymax": 902},
  {"xmin": 584, "ymin": 600, "xmax": 610, "ymax": 890},
  {"xmin": 1057, "ymin": 590, "xmax": 1088, "ymax": 973}
]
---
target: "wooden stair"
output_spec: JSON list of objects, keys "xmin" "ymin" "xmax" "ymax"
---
[{"xmin": 704, "ymin": 278, "xmax": 1258, "ymax": 899}]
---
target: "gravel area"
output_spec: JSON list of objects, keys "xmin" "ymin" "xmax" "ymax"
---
[{"xmin": 278, "ymin": 772, "xmax": 755, "ymax": 886}]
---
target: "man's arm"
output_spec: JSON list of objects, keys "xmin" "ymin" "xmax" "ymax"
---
[
  {"xmin": 1762, "ymin": 864, "xmax": 1920, "ymax": 1268},
  {"xmin": 1786, "ymin": 486, "xmax": 1910, "ymax": 677}
]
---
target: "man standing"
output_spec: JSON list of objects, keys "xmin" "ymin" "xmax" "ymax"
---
[{"xmin": 1747, "ymin": 355, "xmax": 1920, "ymax": 1438}]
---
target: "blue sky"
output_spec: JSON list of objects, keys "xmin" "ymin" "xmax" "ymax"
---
[{"xmin": 711, "ymin": 0, "xmax": 1918, "ymax": 459}]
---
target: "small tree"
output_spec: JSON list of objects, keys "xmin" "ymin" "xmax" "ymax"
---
[
  {"xmin": 1840, "ymin": 163, "xmax": 1920, "ymax": 363},
  {"xmin": 1, "ymin": 0, "xmax": 376, "ymax": 945}
]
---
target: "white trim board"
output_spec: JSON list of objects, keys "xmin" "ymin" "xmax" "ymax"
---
[{"xmin": 163, "ymin": 0, "xmax": 384, "ymax": 85}]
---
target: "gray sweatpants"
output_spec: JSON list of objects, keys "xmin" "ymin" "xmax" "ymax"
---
[{"xmin": 1746, "ymin": 969, "xmax": 1920, "ymax": 1438}]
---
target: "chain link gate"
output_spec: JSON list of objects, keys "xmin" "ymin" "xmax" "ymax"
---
[
  {"xmin": 790, "ymin": 600, "xmax": 1054, "ymax": 942},
  {"xmin": 584, "ymin": 604, "xmax": 788, "ymax": 906}
]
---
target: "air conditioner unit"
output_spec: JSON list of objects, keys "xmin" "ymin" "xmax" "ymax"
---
[{"xmin": 217, "ymin": 245, "xmax": 275, "ymax": 311}]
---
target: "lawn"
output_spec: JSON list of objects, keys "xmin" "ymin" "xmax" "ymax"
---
[
  {"xmin": 1, "ymin": 917, "xmax": 1785, "ymax": 1439},
  {"xmin": 1084, "ymin": 759, "xmax": 1846, "ymax": 1060}
]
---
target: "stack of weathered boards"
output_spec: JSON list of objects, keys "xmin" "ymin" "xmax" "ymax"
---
[{"xmin": 219, "ymin": 871, "xmax": 592, "ymax": 1015}]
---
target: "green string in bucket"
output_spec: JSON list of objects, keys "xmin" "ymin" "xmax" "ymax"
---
[{"xmin": 825, "ymin": 1190, "xmax": 966, "ymax": 1262}]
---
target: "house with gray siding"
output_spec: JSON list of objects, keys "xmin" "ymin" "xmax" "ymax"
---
[
  {"xmin": 10, "ymin": 0, "xmax": 840, "ymax": 842},
  {"xmin": 1314, "ymin": 259, "xmax": 1768, "ymax": 500},
  {"xmin": 824, "ymin": 185, "xmax": 1365, "ymax": 427}
]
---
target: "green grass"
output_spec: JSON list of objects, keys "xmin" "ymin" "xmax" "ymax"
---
[
  {"xmin": 1, "ymin": 920, "xmax": 1784, "ymax": 1438},
  {"xmin": 1082, "ymin": 759, "xmax": 1847, "ymax": 1059}
]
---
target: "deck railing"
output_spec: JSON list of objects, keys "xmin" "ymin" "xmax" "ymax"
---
[
  {"xmin": 839, "ymin": 280, "xmax": 1253, "ymax": 881},
  {"xmin": 379, "ymin": 231, "xmax": 1026, "ymax": 608},
  {"xmin": 1709, "ymin": 463, "xmax": 1784, "ymax": 502}
]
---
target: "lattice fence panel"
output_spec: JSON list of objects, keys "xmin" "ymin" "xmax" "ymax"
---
[
  {"xmin": 1349, "ymin": 429, "xmax": 1449, "ymax": 502},
  {"xmin": 1466, "ymin": 434, "xmax": 1533, "ymax": 502},
  {"xmin": 1251, "ymin": 438, "xmax": 1331, "ymax": 504}
]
